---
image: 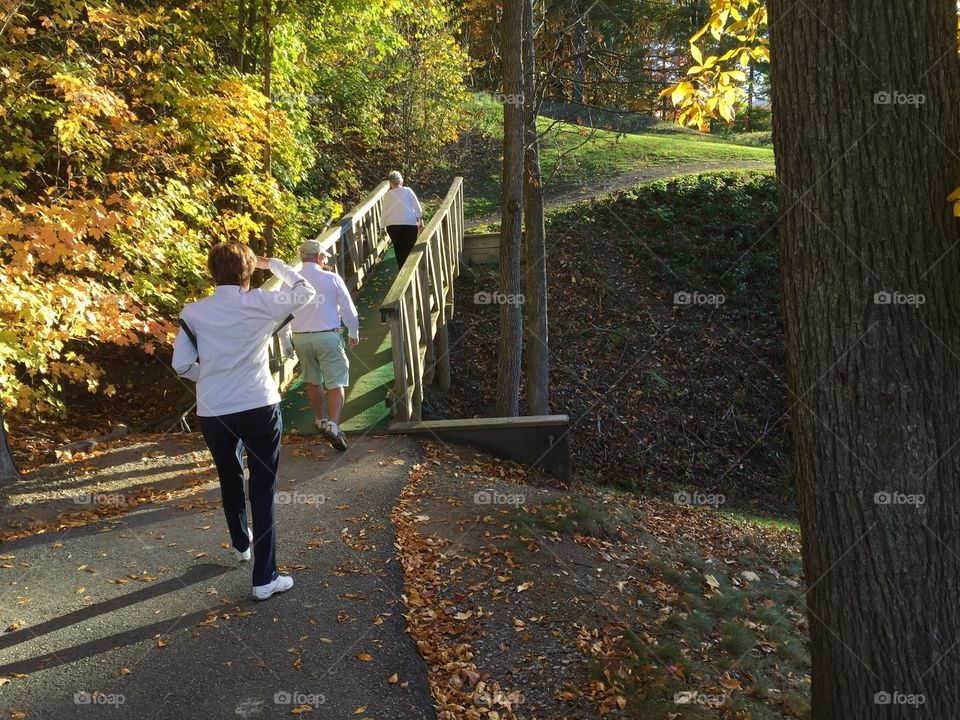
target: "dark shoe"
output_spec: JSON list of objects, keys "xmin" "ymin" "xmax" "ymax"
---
[{"xmin": 327, "ymin": 421, "xmax": 348, "ymax": 451}]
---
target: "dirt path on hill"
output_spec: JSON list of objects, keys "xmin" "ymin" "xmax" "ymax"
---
[{"xmin": 467, "ymin": 158, "xmax": 775, "ymax": 228}]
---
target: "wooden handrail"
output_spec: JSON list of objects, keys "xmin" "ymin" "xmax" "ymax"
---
[
  {"xmin": 380, "ymin": 177, "xmax": 465, "ymax": 422},
  {"xmin": 313, "ymin": 180, "xmax": 391, "ymax": 292}
]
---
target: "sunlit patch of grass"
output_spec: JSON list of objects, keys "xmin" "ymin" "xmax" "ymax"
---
[
  {"xmin": 460, "ymin": 95, "xmax": 774, "ymax": 221},
  {"xmin": 721, "ymin": 510, "xmax": 801, "ymax": 534}
]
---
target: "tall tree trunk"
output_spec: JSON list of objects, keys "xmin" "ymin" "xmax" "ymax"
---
[
  {"xmin": 495, "ymin": 0, "xmax": 525, "ymax": 417},
  {"xmin": 0, "ymin": 408, "xmax": 21, "ymax": 484},
  {"xmin": 572, "ymin": 2, "xmax": 585, "ymax": 104},
  {"xmin": 522, "ymin": 0, "xmax": 549, "ymax": 415},
  {"xmin": 236, "ymin": 0, "xmax": 249, "ymax": 73},
  {"xmin": 261, "ymin": 0, "xmax": 274, "ymax": 259},
  {"xmin": 768, "ymin": 1, "xmax": 960, "ymax": 717}
]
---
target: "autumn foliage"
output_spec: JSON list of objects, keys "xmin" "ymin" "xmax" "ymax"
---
[{"xmin": 0, "ymin": 0, "xmax": 468, "ymax": 415}]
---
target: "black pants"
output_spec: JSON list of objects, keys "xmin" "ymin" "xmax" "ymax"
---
[
  {"xmin": 199, "ymin": 403, "xmax": 282, "ymax": 587},
  {"xmin": 386, "ymin": 225, "xmax": 418, "ymax": 269}
]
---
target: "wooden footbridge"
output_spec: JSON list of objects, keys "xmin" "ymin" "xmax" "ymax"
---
[{"xmin": 265, "ymin": 176, "xmax": 568, "ymax": 475}]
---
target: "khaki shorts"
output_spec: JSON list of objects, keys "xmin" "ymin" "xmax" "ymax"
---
[{"xmin": 292, "ymin": 331, "xmax": 350, "ymax": 389}]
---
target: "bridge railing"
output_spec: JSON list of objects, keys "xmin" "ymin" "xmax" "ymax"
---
[
  {"xmin": 380, "ymin": 177, "xmax": 464, "ymax": 422},
  {"xmin": 315, "ymin": 180, "xmax": 391, "ymax": 293},
  {"xmin": 263, "ymin": 181, "xmax": 392, "ymax": 387}
]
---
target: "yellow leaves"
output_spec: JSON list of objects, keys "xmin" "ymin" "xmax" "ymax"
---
[
  {"xmin": 667, "ymin": 0, "xmax": 767, "ymax": 129},
  {"xmin": 670, "ymin": 81, "xmax": 695, "ymax": 107},
  {"xmin": 355, "ymin": 652, "xmax": 374, "ymax": 662},
  {"xmin": 690, "ymin": 44, "xmax": 703, "ymax": 65},
  {"xmin": 717, "ymin": 101, "xmax": 735, "ymax": 124}
]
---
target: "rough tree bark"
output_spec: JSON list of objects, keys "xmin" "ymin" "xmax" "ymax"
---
[
  {"xmin": 495, "ymin": 0, "xmax": 525, "ymax": 417},
  {"xmin": 0, "ymin": 408, "xmax": 21, "ymax": 484},
  {"xmin": 522, "ymin": 0, "xmax": 549, "ymax": 415},
  {"xmin": 768, "ymin": 0, "xmax": 960, "ymax": 716}
]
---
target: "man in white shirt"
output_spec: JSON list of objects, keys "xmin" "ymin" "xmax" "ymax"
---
[
  {"xmin": 287, "ymin": 239, "xmax": 360, "ymax": 451},
  {"xmin": 172, "ymin": 242, "xmax": 315, "ymax": 601}
]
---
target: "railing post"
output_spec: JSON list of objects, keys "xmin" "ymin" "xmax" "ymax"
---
[
  {"xmin": 404, "ymin": 289, "xmax": 424, "ymax": 421},
  {"xmin": 435, "ymin": 323, "xmax": 451, "ymax": 392},
  {"xmin": 419, "ymin": 252, "xmax": 436, "ymax": 386},
  {"xmin": 388, "ymin": 309, "xmax": 409, "ymax": 421}
]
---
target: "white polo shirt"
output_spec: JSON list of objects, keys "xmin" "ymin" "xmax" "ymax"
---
[
  {"xmin": 381, "ymin": 186, "xmax": 423, "ymax": 227},
  {"xmin": 172, "ymin": 259, "xmax": 316, "ymax": 417},
  {"xmin": 286, "ymin": 262, "xmax": 360, "ymax": 339}
]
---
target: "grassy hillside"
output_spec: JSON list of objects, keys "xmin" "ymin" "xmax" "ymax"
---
[
  {"xmin": 427, "ymin": 169, "xmax": 791, "ymax": 516},
  {"xmin": 447, "ymin": 97, "xmax": 775, "ymax": 219}
]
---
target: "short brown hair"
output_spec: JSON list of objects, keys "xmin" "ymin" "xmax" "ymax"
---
[{"xmin": 207, "ymin": 242, "xmax": 256, "ymax": 286}]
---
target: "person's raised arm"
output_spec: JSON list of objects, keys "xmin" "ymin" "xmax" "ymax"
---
[{"xmin": 258, "ymin": 256, "xmax": 316, "ymax": 320}]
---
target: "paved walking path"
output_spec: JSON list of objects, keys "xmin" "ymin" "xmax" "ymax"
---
[{"xmin": 0, "ymin": 435, "xmax": 434, "ymax": 720}]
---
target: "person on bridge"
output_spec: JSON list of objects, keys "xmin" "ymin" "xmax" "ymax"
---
[
  {"xmin": 382, "ymin": 170, "xmax": 424, "ymax": 269},
  {"xmin": 287, "ymin": 239, "xmax": 360, "ymax": 451},
  {"xmin": 172, "ymin": 242, "xmax": 315, "ymax": 601}
]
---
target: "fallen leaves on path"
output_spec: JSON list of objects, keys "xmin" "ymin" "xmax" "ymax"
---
[{"xmin": 392, "ymin": 444, "xmax": 523, "ymax": 720}]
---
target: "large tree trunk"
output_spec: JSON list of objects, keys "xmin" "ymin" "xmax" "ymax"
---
[
  {"xmin": 495, "ymin": 0, "xmax": 525, "ymax": 417},
  {"xmin": 768, "ymin": 1, "xmax": 960, "ymax": 716},
  {"xmin": 522, "ymin": 0, "xmax": 549, "ymax": 416},
  {"xmin": 0, "ymin": 408, "xmax": 21, "ymax": 484}
]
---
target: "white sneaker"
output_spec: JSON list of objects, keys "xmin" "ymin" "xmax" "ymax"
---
[
  {"xmin": 236, "ymin": 527, "xmax": 253, "ymax": 562},
  {"xmin": 315, "ymin": 417, "xmax": 329, "ymax": 433},
  {"xmin": 252, "ymin": 574, "xmax": 294, "ymax": 601}
]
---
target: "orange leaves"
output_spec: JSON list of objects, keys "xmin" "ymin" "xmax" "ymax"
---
[{"xmin": 392, "ymin": 449, "xmax": 524, "ymax": 720}]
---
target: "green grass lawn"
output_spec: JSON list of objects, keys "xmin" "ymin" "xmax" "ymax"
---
[{"xmin": 460, "ymin": 96, "xmax": 775, "ymax": 220}]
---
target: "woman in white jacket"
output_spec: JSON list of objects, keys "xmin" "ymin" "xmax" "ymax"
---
[
  {"xmin": 381, "ymin": 170, "xmax": 424, "ymax": 269},
  {"xmin": 172, "ymin": 242, "xmax": 315, "ymax": 601}
]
